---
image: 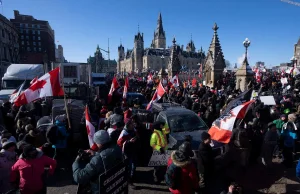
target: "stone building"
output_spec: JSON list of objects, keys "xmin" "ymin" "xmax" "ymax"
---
[
  {"xmin": 203, "ymin": 23, "xmax": 226, "ymax": 88},
  {"xmin": 55, "ymin": 44, "xmax": 65, "ymax": 63},
  {"xmin": 117, "ymin": 13, "xmax": 205, "ymax": 74},
  {"xmin": 0, "ymin": 14, "xmax": 19, "ymax": 77},
  {"xmin": 10, "ymin": 10, "xmax": 55, "ymax": 65},
  {"xmin": 235, "ymin": 56, "xmax": 253, "ymax": 92},
  {"xmin": 294, "ymin": 37, "xmax": 300, "ymax": 66},
  {"xmin": 87, "ymin": 45, "xmax": 117, "ymax": 73}
]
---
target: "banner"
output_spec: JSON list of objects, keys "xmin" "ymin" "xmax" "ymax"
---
[
  {"xmin": 99, "ymin": 161, "xmax": 128, "ymax": 194},
  {"xmin": 223, "ymin": 89, "xmax": 252, "ymax": 114},
  {"xmin": 148, "ymin": 150, "xmax": 199, "ymax": 166}
]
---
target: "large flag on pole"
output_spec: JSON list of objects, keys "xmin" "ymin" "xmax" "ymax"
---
[
  {"xmin": 14, "ymin": 67, "xmax": 64, "ymax": 106},
  {"xmin": 107, "ymin": 77, "xmax": 119, "ymax": 104},
  {"xmin": 85, "ymin": 105, "xmax": 98, "ymax": 150},
  {"xmin": 123, "ymin": 76, "xmax": 129, "ymax": 101},
  {"xmin": 209, "ymin": 100, "xmax": 254, "ymax": 143},
  {"xmin": 198, "ymin": 63, "xmax": 203, "ymax": 79},
  {"xmin": 146, "ymin": 81, "xmax": 165, "ymax": 110},
  {"xmin": 9, "ymin": 81, "xmax": 26, "ymax": 103}
]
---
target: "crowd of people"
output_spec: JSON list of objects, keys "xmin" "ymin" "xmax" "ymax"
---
[{"xmin": 0, "ymin": 71, "xmax": 300, "ymax": 194}]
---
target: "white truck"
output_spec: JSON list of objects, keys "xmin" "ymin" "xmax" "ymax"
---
[{"xmin": 0, "ymin": 64, "xmax": 44, "ymax": 101}]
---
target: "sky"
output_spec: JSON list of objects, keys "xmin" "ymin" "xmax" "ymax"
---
[{"xmin": 2, "ymin": 0, "xmax": 300, "ymax": 68}]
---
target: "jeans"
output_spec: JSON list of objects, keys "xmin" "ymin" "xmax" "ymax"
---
[{"xmin": 128, "ymin": 158, "xmax": 136, "ymax": 178}]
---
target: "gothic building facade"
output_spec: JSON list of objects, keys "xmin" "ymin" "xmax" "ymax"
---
[
  {"xmin": 294, "ymin": 37, "xmax": 300, "ymax": 66},
  {"xmin": 117, "ymin": 13, "xmax": 205, "ymax": 74}
]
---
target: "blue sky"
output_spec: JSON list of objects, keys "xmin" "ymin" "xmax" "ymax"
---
[{"xmin": 3, "ymin": 0, "xmax": 300, "ymax": 67}]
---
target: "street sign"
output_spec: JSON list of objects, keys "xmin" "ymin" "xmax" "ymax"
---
[{"xmin": 99, "ymin": 160, "xmax": 128, "ymax": 194}]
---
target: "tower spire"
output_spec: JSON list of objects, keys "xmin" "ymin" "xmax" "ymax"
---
[{"xmin": 138, "ymin": 23, "xmax": 140, "ymax": 33}]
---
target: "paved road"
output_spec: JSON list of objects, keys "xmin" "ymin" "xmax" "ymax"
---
[{"xmin": 47, "ymin": 159, "xmax": 300, "ymax": 194}]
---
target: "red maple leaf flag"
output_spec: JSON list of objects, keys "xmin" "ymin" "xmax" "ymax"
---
[
  {"xmin": 14, "ymin": 67, "xmax": 64, "ymax": 106},
  {"xmin": 199, "ymin": 63, "xmax": 203, "ymax": 79},
  {"xmin": 208, "ymin": 100, "xmax": 254, "ymax": 143},
  {"xmin": 123, "ymin": 76, "xmax": 129, "ymax": 100},
  {"xmin": 107, "ymin": 77, "xmax": 120, "ymax": 104},
  {"xmin": 85, "ymin": 105, "xmax": 97, "ymax": 150},
  {"xmin": 146, "ymin": 81, "xmax": 165, "ymax": 110}
]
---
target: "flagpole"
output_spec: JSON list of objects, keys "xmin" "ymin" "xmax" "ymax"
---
[{"xmin": 60, "ymin": 64, "xmax": 71, "ymax": 130}]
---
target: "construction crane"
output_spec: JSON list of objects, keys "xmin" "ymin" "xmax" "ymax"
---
[
  {"xmin": 281, "ymin": 0, "xmax": 300, "ymax": 7},
  {"xmin": 99, "ymin": 38, "xmax": 110, "ymax": 72}
]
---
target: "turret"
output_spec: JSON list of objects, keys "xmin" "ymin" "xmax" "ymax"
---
[{"xmin": 152, "ymin": 12, "xmax": 166, "ymax": 49}]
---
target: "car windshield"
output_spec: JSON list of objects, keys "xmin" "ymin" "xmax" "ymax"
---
[
  {"xmin": 167, "ymin": 113, "xmax": 207, "ymax": 132},
  {"xmin": 2, "ymin": 80, "xmax": 31, "ymax": 90}
]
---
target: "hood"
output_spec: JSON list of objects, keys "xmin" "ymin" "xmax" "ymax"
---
[
  {"xmin": 19, "ymin": 148, "xmax": 43, "ymax": 159},
  {"xmin": 55, "ymin": 120, "xmax": 65, "ymax": 126},
  {"xmin": 169, "ymin": 130, "xmax": 224, "ymax": 150},
  {"xmin": 171, "ymin": 151, "xmax": 191, "ymax": 168}
]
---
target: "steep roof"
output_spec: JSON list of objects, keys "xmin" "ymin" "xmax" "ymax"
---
[
  {"xmin": 155, "ymin": 12, "xmax": 165, "ymax": 38},
  {"xmin": 208, "ymin": 23, "xmax": 224, "ymax": 63}
]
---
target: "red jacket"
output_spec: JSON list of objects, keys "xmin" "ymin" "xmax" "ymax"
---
[
  {"xmin": 11, "ymin": 151, "xmax": 57, "ymax": 194},
  {"xmin": 167, "ymin": 152, "xmax": 199, "ymax": 194}
]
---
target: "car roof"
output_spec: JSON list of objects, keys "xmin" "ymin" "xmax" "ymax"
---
[{"xmin": 163, "ymin": 107, "xmax": 196, "ymax": 116}]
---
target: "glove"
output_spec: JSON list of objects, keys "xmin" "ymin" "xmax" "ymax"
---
[{"xmin": 159, "ymin": 148, "xmax": 165, "ymax": 154}]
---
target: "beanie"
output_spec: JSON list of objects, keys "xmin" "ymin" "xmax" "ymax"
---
[
  {"xmin": 201, "ymin": 132, "xmax": 211, "ymax": 141},
  {"xmin": 93, "ymin": 130, "xmax": 110, "ymax": 145}
]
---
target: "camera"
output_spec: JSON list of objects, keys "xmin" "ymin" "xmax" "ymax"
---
[{"xmin": 77, "ymin": 149, "xmax": 91, "ymax": 163}]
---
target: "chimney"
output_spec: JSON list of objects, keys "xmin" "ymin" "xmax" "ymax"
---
[{"xmin": 13, "ymin": 10, "xmax": 19, "ymax": 17}]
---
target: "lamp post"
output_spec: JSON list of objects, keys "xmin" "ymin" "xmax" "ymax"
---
[
  {"xmin": 291, "ymin": 56, "xmax": 297, "ymax": 66},
  {"xmin": 243, "ymin": 38, "xmax": 251, "ymax": 59}
]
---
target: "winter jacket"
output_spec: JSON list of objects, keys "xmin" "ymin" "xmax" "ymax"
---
[
  {"xmin": 55, "ymin": 120, "xmax": 69, "ymax": 149},
  {"xmin": 117, "ymin": 128, "xmax": 137, "ymax": 157},
  {"xmin": 150, "ymin": 129, "xmax": 167, "ymax": 151},
  {"xmin": 281, "ymin": 129, "xmax": 297, "ymax": 148},
  {"xmin": 261, "ymin": 130, "xmax": 279, "ymax": 165},
  {"xmin": 11, "ymin": 150, "xmax": 57, "ymax": 194},
  {"xmin": 0, "ymin": 149, "xmax": 17, "ymax": 194},
  {"xmin": 296, "ymin": 160, "xmax": 300, "ymax": 179},
  {"xmin": 72, "ymin": 143, "xmax": 123, "ymax": 194},
  {"xmin": 273, "ymin": 119, "xmax": 285, "ymax": 130},
  {"xmin": 167, "ymin": 151, "xmax": 199, "ymax": 194}
]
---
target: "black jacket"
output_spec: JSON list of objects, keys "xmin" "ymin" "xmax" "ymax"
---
[{"xmin": 197, "ymin": 142, "xmax": 214, "ymax": 176}]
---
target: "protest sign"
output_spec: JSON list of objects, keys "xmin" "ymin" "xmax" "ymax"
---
[
  {"xmin": 259, "ymin": 96, "xmax": 276, "ymax": 105},
  {"xmin": 148, "ymin": 150, "xmax": 172, "ymax": 166},
  {"xmin": 99, "ymin": 160, "xmax": 128, "ymax": 194}
]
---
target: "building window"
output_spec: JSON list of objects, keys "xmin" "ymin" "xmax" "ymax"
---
[
  {"xmin": 21, "ymin": 35, "xmax": 24, "ymax": 39},
  {"xmin": 22, "ymin": 16, "xmax": 25, "ymax": 20},
  {"xmin": 37, "ymin": 25, "xmax": 40, "ymax": 28},
  {"xmin": 27, "ymin": 47, "xmax": 30, "ymax": 51},
  {"xmin": 38, "ymin": 37, "xmax": 41, "ymax": 40},
  {"xmin": 25, "ymin": 24, "xmax": 28, "ymax": 27},
  {"xmin": 26, "ymin": 36, "xmax": 29, "ymax": 40},
  {"xmin": 37, "ymin": 31, "xmax": 40, "ymax": 35},
  {"xmin": 27, "ymin": 41, "xmax": 29, "ymax": 45},
  {"xmin": 20, "ymin": 29, "xmax": 23, "ymax": 33},
  {"xmin": 3, "ymin": 47, "xmax": 6, "ymax": 59},
  {"xmin": 34, "ymin": 47, "xmax": 36, "ymax": 52},
  {"xmin": 32, "ymin": 30, "xmax": 35, "ymax": 34},
  {"xmin": 21, "ymin": 47, "xmax": 24, "ymax": 51},
  {"xmin": 33, "ymin": 36, "xmax": 35, "ymax": 40},
  {"xmin": 2, "ymin": 29, "xmax": 5, "ymax": 38},
  {"xmin": 26, "ymin": 29, "xmax": 29, "ymax": 34},
  {"xmin": 39, "ymin": 47, "xmax": 41, "ymax": 52},
  {"xmin": 8, "ymin": 34, "xmax": 11, "ymax": 40},
  {"xmin": 32, "ymin": 24, "xmax": 35, "ymax": 28},
  {"xmin": 21, "ymin": 41, "xmax": 24, "ymax": 45},
  {"xmin": 33, "ymin": 42, "xmax": 36, "ymax": 46},
  {"xmin": 38, "ymin": 42, "xmax": 41, "ymax": 46},
  {"xmin": 20, "ymin": 23, "xmax": 23, "ymax": 27},
  {"xmin": 64, "ymin": 66, "xmax": 77, "ymax": 78}
]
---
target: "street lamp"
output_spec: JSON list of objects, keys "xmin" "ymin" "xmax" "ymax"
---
[
  {"xmin": 243, "ymin": 38, "xmax": 251, "ymax": 58},
  {"xmin": 291, "ymin": 56, "xmax": 297, "ymax": 66}
]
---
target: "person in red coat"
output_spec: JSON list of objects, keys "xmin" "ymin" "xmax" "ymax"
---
[{"xmin": 167, "ymin": 142, "xmax": 199, "ymax": 194}]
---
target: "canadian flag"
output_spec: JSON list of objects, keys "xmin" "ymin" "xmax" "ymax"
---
[
  {"xmin": 208, "ymin": 100, "xmax": 255, "ymax": 143},
  {"xmin": 169, "ymin": 75, "xmax": 179, "ymax": 87},
  {"xmin": 146, "ymin": 81, "xmax": 166, "ymax": 110},
  {"xmin": 9, "ymin": 81, "xmax": 26, "ymax": 103},
  {"xmin": 123, "ymin": 76, "xmax": 129, "ymax": 101},
  {"xmin": 107, "ymin": 77, "xmax": 119, "ymax": 104},
  {"xmin": 14, "ymin": 67, "xmax": 64, "ymax": 106},
  {"xmin": 85, "ymin": 106, "xmax": 98, "ymax": 151},
  {"xmin": 147, "ymin": 73, "xmax": 153, "ymax": 83}
]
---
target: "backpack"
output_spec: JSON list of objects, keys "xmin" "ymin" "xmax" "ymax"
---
[{"xmin": 165, "ymin": 162, "xmax": 181, "ymax": 189}]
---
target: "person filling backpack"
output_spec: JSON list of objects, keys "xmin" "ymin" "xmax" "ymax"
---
[{"xmin": 166, "ymin": 140, "xmax": 199, "ymax": 194}]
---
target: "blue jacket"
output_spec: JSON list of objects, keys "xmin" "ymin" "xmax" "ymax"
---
[
  {"xmin": 55, "ymin": 120, "xmax": 69, "ymax": 149},
  {"xmin": 281, "ymin": 129, "xmax": 297, "ymax": 148},
  {"xmin": 72, "ymin": 144, "xmax": 123, "ymax": 194},
  {"xmin": 296, "ymin": 160, "xmax": 300, "ymax": 179}
]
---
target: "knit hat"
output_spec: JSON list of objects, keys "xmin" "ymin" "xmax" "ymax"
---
[
  {"xmin": 280, "ymin": 114, "xmax": 286, "ymax": 119},
  {"xmin": 178, "ymin": 141, "xmax": 194, "ymax": 158},
  {"xmin": 23, "ymin": 145, "xmax": 36, "ymax": 157},
  {"xmin": 153, "ymin": 121, "xmax": 164, "ymax": 130},
  {"xmin": 93, "ymin": 130, "xmax": 110, "ymax": 145},
  {"xmin": 2, "ymin": 139, "xmax": 16, "ymax": 150},
  {"xmin": 201, "ymin": 132, "xmax": 211, "ymax": 141}
]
